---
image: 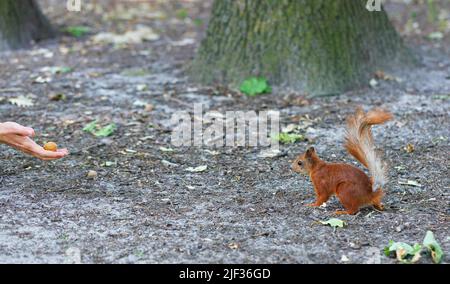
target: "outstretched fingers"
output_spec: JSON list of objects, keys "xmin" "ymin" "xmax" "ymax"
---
[
  {"xmin": 8, "ymin": 135, "xmax": 68, "ymax": 161},
  {"xmin": 39, "ymin": 149, "xmax": 69, "ymax": 161},
  {"xmin": 24, "ymin": 139, "xmax": 68, "ymax": 160}
]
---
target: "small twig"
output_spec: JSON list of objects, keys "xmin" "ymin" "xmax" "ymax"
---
[
  {"xmin": 351, "ymin": 211, "xmax": 361, "ymax": 221},
  {"xmin": 166, "ymin": 96, "xmax": 194, "ymax": 108},
  {"xmin": 308, "ymin": 92, "xmax": 341, "ymax": 98}
]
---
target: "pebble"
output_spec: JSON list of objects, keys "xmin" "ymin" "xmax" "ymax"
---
[
  {"xmin": 87, "ymin": 170, "xmax": 98, "ymax": 179},
  {"xmin": 349, "ymin": 242, "xmax": 361, "ymax": 249},
  {"xmin": 341, "ymin": 255, "xmax": 350, "ymax": 262},
  {"xmin": 396, "ymin": 222, "xmax": 410, "ymax": 232}
]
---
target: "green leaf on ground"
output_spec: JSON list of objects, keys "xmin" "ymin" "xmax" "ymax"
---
[
  {"xmin": 83, "ymin": 120, "xmax": 98, "ymax": 132},
  {"xmin": 64, "ymin": 26, "xmax": 90, "ymax": 37},
  {"xmin": 240, "ymin": 77, "xmax": 271, "ymax": 96},
  {"xmin": 176, "ymin": 8, "xmax": 189, "ymax": 20},
  {"xmin": 42, "ymin": 66, "xmax": 73, "ymax": 74},
  {"xmin": 94, "ymin": 124, "xmax": 117, "ymax": 137},
  {"xmin": 193, "ymin": 18, "xmax": 203, "ymax": 27},
  {"xmin": 83, "ymin": 121, "xmax": 117, "ymax": 137},
  {"xmin": 423, "ymin": 231, "xmax": 443, "ymax": 264},
  {"xmin": 384, "ymin": 241, "xmax": 422, "ymax": 263},
  {"xmin": 319, "ymin": 218, "xmax": 346, "ymax": 228},
  {"xmin": 384, "ymin": 240, "xmax": 395, "ymax": 257},
  {"xmin": 55, "ymin": 66, "xmax": 72, "ymax": 74},
  {"xmin": 272, "ymin": 133, "xmax": 305, "ymax": 144}
]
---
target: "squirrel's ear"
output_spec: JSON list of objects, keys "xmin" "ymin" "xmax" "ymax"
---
[{"xmin": 305, "ymin": 147, "xmax": 316, "ymax": 163}]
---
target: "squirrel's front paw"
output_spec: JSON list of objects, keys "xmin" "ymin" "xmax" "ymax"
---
[{"xmin": 373, "ymin": 204, "xmax": 385, "ymax": 211}]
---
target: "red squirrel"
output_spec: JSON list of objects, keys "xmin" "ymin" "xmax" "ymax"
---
[{"xmin": 292, "ymin": 108, "xmax": 393, "ymax": 215}]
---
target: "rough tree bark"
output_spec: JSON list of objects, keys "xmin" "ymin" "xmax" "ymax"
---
[
  {"xmin": 0, "ymin": 0, "xmax": 54, "ymax": 51},
  {"xmin": 191, "ymin": 0, "xmax": 414, "ymax": 94}
]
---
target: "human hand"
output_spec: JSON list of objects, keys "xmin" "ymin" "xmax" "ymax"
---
[{"xmin": 0, "ymin": 122, "xmax": 69, "ymax": 161}]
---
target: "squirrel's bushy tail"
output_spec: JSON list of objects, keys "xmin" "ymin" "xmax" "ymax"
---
[{"xmin": 345, "ymin": 108, "xmax": 393, "ymax": 192}]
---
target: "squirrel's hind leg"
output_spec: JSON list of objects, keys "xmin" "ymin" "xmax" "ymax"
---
[{"xmin": 335, "ymin": 183, "xmax": 361, "ymax": 215}]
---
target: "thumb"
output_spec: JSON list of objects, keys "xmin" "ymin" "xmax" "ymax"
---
[{"xmin": 26, "ymin": 127, "xmax": 35, "ymax": 137}]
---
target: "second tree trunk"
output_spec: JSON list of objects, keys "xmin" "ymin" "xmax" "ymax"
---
[
  {"xmin": 0, "ymin": 0, "xmax": 54, "ymax": 51},
  {"xmin": 191, "ymin": 0, "xmax": 414, "ymax": 94}
]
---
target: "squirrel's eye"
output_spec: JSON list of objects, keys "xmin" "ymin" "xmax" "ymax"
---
[{"xmin": 297, "ymin": 161, "xmax": 303, "ymax": 166}]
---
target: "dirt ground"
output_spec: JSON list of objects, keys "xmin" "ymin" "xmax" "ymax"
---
[{"xmin": 0, "ymin": 0, "xmax": 448, "ymax": 263}]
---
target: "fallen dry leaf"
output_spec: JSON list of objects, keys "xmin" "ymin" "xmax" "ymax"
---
[
  {"xmin": 8, "ymin": 95, "xmax": 35, "ymax": 107},
  {"xmin": 404, "ymin": 143, "xmax": 415, "ymax": 153},
  {"xmin": 33, "ymin": 76, "xmax": 52, "ymax": 84},
  {"xmin": 92, "ymin": 26, "xmax": 159, "ymax": 45},
  {"xmin": 185, "ymin": 165, "xmax": 207, "ymax": 173}
]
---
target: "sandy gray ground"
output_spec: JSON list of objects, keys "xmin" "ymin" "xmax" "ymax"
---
[{"xmin": 0, "ymin": 0, "xmax": 449, "ymax": 263}]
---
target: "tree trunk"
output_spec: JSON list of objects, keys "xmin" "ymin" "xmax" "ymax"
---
[
  {"xmin": 191, "ymin": 0, "xmax": 414, "ymax": 94},
  {"xmin": 0, "ymin": 0, "xmax": 54, "ymax": 51}
]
